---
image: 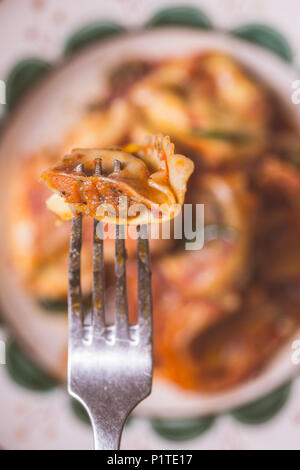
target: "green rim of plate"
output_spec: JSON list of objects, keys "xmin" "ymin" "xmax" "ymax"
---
[
  {"xmin": 230, "ymin": 23, "xmax": 293, "ymax": 62},
  {"xmin": 6, "ymin": 58, "xmax": 51, "ymax": 111},
  {"xmin": 37, "ymin": 298, "xmax": 68, "ymax": 313},
  {"xmin": 146, "ymin": 5, "xmax": 212, "ymax": 30},
  {"xmin": 64, "ymin": 22, "xmax": 126, "ymax": 56},
  {"xmin": 151, "ymin": 415, "xmax": 215, "ymax": 441},
  {"xmin": 231, "ymin": 381, "xmax": 292, "ymax": 425},
  {"xmin": 5, "ymin": 339, "xmax": 58, "ymax": 392},
  {"xmin": 70, "ymin": 398, "xmax": 91, "ymax": 425}
]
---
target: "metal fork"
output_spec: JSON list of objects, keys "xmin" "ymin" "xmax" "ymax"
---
[{"xmin": 68, "ymin": 159, "xmax": 153, "ymax": 450}]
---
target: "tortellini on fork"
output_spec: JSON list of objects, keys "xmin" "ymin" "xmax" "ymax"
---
[{"xmin": 41, "ymin": 134, "xmax": 194, "ymax": 225}]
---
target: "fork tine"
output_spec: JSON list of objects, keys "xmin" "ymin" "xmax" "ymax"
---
[
  {"xmin": 69, "ymin": 215, "xmax": 83, "ymax": 336},
  {"xmin": 68, "ymin": 186, "xmax": 83, "ymax": 332},
  {"xmin": 92, "ymin": 158, "xmax": 105, "ymax": 332},
  {"xmin": 115, "ymin": 223, "xmax": 129, "ymax": 337},
  {"xmin": 114, "ymin": 159, "xmax": 129, "ymax": 337},
  {"xmin": 137, "ymin": 224, "xmax": 152, "ymax": 345}
]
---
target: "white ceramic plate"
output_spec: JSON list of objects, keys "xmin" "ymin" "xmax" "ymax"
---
[{"xmin": 0, "ymin": 28, "xmax": 300, "ymax": 418}]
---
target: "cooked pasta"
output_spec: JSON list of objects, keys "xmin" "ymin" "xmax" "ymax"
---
[{"xmin": 41, "ymin": 135, "xmax": 194, "ymax": 225}]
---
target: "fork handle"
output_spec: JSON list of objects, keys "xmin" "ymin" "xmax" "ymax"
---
[{"xmin": 89, "ymin": 410, "xmax": 127, "ymax": 450}]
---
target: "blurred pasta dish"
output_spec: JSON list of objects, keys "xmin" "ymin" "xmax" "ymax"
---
[{"xmin": 7, "ymin": 52, "xmax": 300, "ymax": 392}]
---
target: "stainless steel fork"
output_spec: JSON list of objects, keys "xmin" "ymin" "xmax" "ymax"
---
[{"xmin": 68, "ymin": 159, "xmax": 153, "ymax": 450}]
